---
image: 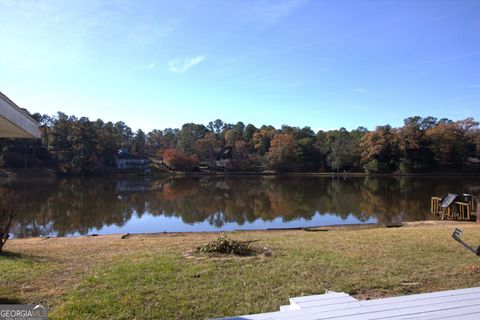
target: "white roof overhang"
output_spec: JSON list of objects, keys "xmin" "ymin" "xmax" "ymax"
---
[{"xmin": 0, "ymin": 91, "xmax": 40, "ymax": 139}]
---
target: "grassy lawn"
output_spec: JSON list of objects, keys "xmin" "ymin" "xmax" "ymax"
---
[{"xmin": 1, "ymin": 223, "xmax": 480, "ymax": 319}]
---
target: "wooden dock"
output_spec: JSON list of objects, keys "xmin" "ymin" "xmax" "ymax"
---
[
  {"xmin": 431, "ymin": 194, "xmax": 478, "ymax": 221},
  {"xmin": 218, "ymin": 287, "xmax": 480, "ymax": 319}
]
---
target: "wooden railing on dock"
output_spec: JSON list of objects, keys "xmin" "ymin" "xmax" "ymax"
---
[
  {"xmin": 431, "ymin": 197, "xmax": 442, "ymax": 217},
  {"xmin": 431, "ymin": 195, "xmax": 478, "ymax": 221}
]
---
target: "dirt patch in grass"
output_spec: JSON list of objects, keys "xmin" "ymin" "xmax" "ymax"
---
[{"xmin": 350, "ymin": 289, "xmax": 392, "ymax": 300}]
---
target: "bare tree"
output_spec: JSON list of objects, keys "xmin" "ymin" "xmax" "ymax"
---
[{"xmin": 0, "ymin": 188, "xmax": 17, "ymax": 253}]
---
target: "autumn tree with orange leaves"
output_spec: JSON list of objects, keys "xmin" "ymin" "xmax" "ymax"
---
[
  {"xmin": 360, "ymin": 125, "xmax": 400, "ymax": 173},
  {"xmin": 266, "ymin": 133, "xmax": 297, "ymax": 171},
  {"xmin": 162, "ymin": 148, "xmax": 199, "ymax": 172}
]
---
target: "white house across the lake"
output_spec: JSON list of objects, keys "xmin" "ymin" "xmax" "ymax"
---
[{"xmin": 116, "ymin": 148, "xmax": 149, "ymax": 170}]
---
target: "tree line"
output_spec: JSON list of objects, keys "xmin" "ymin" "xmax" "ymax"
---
[{"xmin": 1, "ymin": 112, "xmax": 479, "ymax": 174}]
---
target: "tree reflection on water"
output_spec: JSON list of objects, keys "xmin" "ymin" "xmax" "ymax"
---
[{"xmin": 2, "ymin": 176, "xmax": 478, "ymax": 237}]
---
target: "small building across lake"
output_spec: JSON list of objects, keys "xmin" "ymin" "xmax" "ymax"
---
[{"xmin": 116, "ymin": 148, "xmax": 149, "ymax": 170}]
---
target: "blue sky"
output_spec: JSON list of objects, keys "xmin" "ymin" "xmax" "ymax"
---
[{"xmin": 1, "ymin": 0, "xmax": 479, "ymax": 132}]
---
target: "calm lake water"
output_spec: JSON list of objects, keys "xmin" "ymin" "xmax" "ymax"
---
[{"xmin": 2, "ymin": 175, "xmax": 479, "ymax": 238}]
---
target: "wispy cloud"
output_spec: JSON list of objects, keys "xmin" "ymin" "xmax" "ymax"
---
[
  {"xmin": 350, "ymin": 88, "xmax": 367, "ymax": 93},
  {"xmin": 250, "ymin": 0, "xmax": 308, "ymax": 25},
  {"xmin": 463, "ymin": 84, "xmax": 480, "ymax": 89},
  {"xmin": 146, "ymin": 61, "xmax": 158, "ymax": 69},
  {"xmin": 129, "ymin": 18, "xmax": 180, "ymax": 45},
  {"xmin": 206, "ymin": 58, "xmax": 244, "ymax": 78},
  {"xmin": 168, "ymin": 55, "xmax": 206, "ymax": 74},
  {"xmin": 279, "ymin": 81, "xmax": 309, "ymax": 88}
]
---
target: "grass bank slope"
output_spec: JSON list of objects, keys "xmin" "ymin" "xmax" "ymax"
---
[{"xmin": 1, "ymin": 224, "xmax": 480, "ymax": 319}]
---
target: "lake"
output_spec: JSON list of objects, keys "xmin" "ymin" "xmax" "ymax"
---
[{"xmin": 2, "ymin": 175, "xmax": 479, "ymax": 238}]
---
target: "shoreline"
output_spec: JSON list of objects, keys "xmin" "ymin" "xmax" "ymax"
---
[
  {"xmin": 2, "ymin": 167, "xmax": 480, "ymax": 179},
  {"xmin": 9, "ymin": 220, "xmax": 476, "ymax": 241}
]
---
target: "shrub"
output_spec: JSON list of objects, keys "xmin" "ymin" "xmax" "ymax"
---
[{"xmin": 196, "ymin": 235, "xmax": 257, "ymax": 256}]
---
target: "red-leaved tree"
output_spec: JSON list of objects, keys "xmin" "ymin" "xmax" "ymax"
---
[{"xmin": 162, "ymin": 148, "xmax": 199, "ymax": 172}]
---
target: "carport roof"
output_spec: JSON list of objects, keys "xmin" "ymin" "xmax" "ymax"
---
[{"xmin": 0, "ymin": 91, "xmax": 40, "ymax": 139}]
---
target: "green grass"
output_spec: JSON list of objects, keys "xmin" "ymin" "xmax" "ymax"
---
[
  {"xmin": 2, "ymin": 225, "xmax": 480, "ymax": 319},
  {"xmin": 0, "ymin": 251, "xmax": 50, "ymax": 304}
]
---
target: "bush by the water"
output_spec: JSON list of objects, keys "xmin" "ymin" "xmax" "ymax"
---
[{"xmin": 196, "ymin": 235, "xmax": 257, "ymax": 256}]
